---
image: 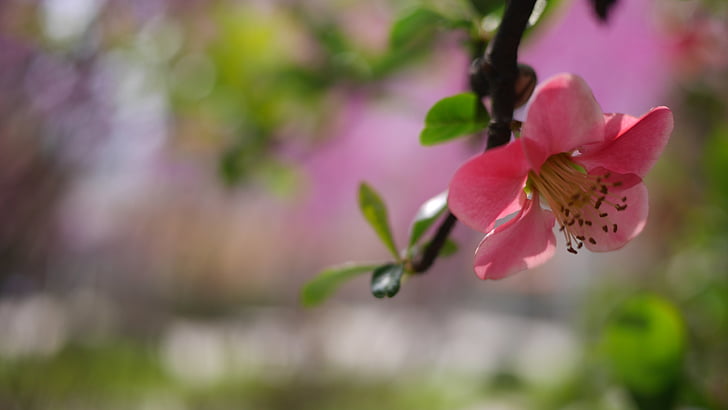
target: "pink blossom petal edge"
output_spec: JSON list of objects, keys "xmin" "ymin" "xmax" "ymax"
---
[
  {"xmin": 576, "ymin": 106, "xmax": 674, "ymax": 178},
  {"xmin": 473, "ymin": 197, "xmax": 557, "ymax": 280},
  {"xmin": 521, "ymin": 74, "xmax": 605, "ymax": 169},
  {"xmin": 568, "ymin": 179, "xmax": 648, "ymax": 252},
  {"xmin": 448, "ymin": 140, "xmax": 529, "ymax": 232}
]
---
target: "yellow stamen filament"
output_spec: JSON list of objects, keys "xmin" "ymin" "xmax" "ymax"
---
[{"xmin": 527, "ymin": 153, "xmax": 628, "ymax": 254}]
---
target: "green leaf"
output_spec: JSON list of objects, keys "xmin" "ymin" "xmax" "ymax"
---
[
  {"xmin": 301, "ymin": 263, "xmax": 381, "ymax": 307},
  {"xmin": 407, "ymin": 191, "xmax": 449, "ymax": 249},
  {"xmin": 705, "ymin": 123, "xmax": 728, "ymax": 207},
  {"xmin": 524, "ymin": 0, "xmax": 563, "ymax": 38},
  {"xmin": 437, "ymin": 238, "xmax": 459, "ymax": 257},
  {"xmin": 358, "ymin": 183, "xmax": 399, "ymax": 259},
  {"xmin": 371, "ymin": 263, "xmax": 405, "ymax": 298},
  {"xmin": 420, "ymin": 93, "xmax": 489, "ymax": 146},
  {"xmin": 601, "ymin": 294, "xmax": 685, "ymax": 397},
  {"xmin": 467, "ymin": 0, "xmax": 502, "ymax": 17},
  {"xmin": 416, "ymin": 238, "xmax": 459, "ymax": 260},
  {"xmin": 389, "ymin": 8, "xmax": 446, "ymax": 50}
]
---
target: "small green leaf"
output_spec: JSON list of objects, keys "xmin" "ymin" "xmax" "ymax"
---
[
  {"xmin": 389, "ymin": 8, "xmax": 446, "ymax": 50},
  {"xmin": 358, "ymin": 183, "xmax": 399, "ymax": 259},
  {"xmin": 301, "ymin": 263, "xmax": 381, "ymax": 307},
  {"xmin": 417, "ymin": 238, "xmax": 460, "ymax": 259},
  {"xmin": 371, "ymin": 263, "xmax": 405, "ymax": 298},
  {"xmin": 420, "ymin": 93, "xmax": 489, "ymax": 146},
  {"xmin": 467, "ymin": 0, "xmax": 502, "ymax": 17},
  {"xmin": 438, "ymin": 238, "xmax": 459, "ymax": 257},
  {"xmin": 408, "ymin": 191, "xmax": 449, "ymax": 249},
  {"xmin": 524, "ymin": 0, "xmax": 563, "ymax": 38}
]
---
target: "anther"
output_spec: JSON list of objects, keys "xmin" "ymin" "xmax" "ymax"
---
[
  {"xmin": 615, "ymin": 204, "xmax": 627, "ymax": 211},
  {"xmin": 585, "ymin": 221, "xmax": 593, "ymax": 226},
  {"xmin": 613, "ymin": 181, "xmax": 623, "ymax": 187},
  {"xmin": 612, "ymin": 224, "xmax": 618, "ymax": 233},
  {"xmin": 600, "ymin": 185, "xmax": 608, "ymax": 194},
  {"xmin": 578, "ymin": 219, "xmax": 584, "ymax": 226},
  {"xmin": 567, "ymin": 247, "xmax": 578, "ymax": 254},
  {"xmin": 602, "ymin": 225, "xmax": 609, "ymax": 232},
  {"xmin": 577, "ymin": 242, "xmax": 583, "ymax": 249},
  {"xmin": 564, "ymin": 209, "xmax": 570, "ymax": 217},
  {"xmin": 599, "ymin": 212, "xmax": 609, "ymax": 218},
  {"xmin": 576, "ymin": 235, "xmax": 586, "ymax": 241},
  {"xmin": 589, "ymin": 237, "xmax": 597, "ymax": 245},
  {"xmin": 621, "ymin": 196, "xmax": 627, "ymax": 202}
]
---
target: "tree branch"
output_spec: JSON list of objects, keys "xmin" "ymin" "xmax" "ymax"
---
[
  {"xmin": 410, "ymin": 0, "xmax": 536, "ymax": 274},
  {"xmin": 485, "ymin": 0, "xmax": 536, "ymax": 148}
]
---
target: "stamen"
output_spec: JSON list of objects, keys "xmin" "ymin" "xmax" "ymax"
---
[{"xmin": 525, "ymin": 154, "xmax": 629, "ymax": 256}]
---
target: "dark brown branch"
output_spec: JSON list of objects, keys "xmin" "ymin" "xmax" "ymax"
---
[
  {"xmin": 410, "ymin": 212, "xmax": 457, "ymax": 273},
  {"xmin": 485, "ymin": 0, "xmax": 537, "ymax": 149},
  {"xmin": 410, "ymin": 0, "xmax": 536, "ymax": 274}
]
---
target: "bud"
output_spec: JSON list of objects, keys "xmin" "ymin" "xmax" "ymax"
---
[
  {"xmin": 469, "ymin": 57, "xmax": 493, "ymax": 97},
  {"xmin": 514, "ymin": 63, "xmax": 537, "ymax": 109}
]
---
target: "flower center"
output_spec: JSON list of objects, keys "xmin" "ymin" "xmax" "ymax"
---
[{"xmin": 527, "ymin": 153, "xmax": 628, "ymax": 254}]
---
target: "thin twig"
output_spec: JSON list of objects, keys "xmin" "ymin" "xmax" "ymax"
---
[{"xmin": 410, "ymin": 0, "xmax": 536, "ymax": 274}]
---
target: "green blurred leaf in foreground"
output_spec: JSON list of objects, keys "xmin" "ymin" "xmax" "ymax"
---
[
  {"xmin": 301, "ymin": 263, "xmax": 382, "ymax": 307},
  {"xmin": 420, "ymin": 93, "xmax": 489, "ymax": 146},
  {"xmin": 358, "ymin": 183, "xmax": 400, "ymax": 259},
  {"xmin": 601, "ymin": 294, "xmax": 686, "ymax": 400}
]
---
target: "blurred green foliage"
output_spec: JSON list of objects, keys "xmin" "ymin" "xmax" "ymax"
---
[{"xmin": 600, "ymin": 295, "xmax": 685, "ymax": 407}]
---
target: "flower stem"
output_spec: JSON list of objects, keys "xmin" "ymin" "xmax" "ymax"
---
[{"xmin": 410, "ymin": 0, "xmax": 536, "ymax": 274}]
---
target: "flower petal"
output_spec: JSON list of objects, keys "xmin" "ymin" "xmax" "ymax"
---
[
  {"xmin": 521, "ymin": 74, "xmax": 605, "ymax": 169},
  {"xmin": 473, "ymin": 197, "xmax": 557, "ymax": 280},
  {"xmin": 568, "ymin": 176, "xmax": 648, "ymax": 252},
  {"xmin": 448, "ymin": 140, "xmax": 529, "ymax": 232},
  {"xmin": 576, "ymin": 106, "xmax": 673, "ymax": 178}
]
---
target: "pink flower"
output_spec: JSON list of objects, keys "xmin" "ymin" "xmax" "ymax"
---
[{"xmin": 448, "ymin": 74, "xmax": 674, "ymax": 280}]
